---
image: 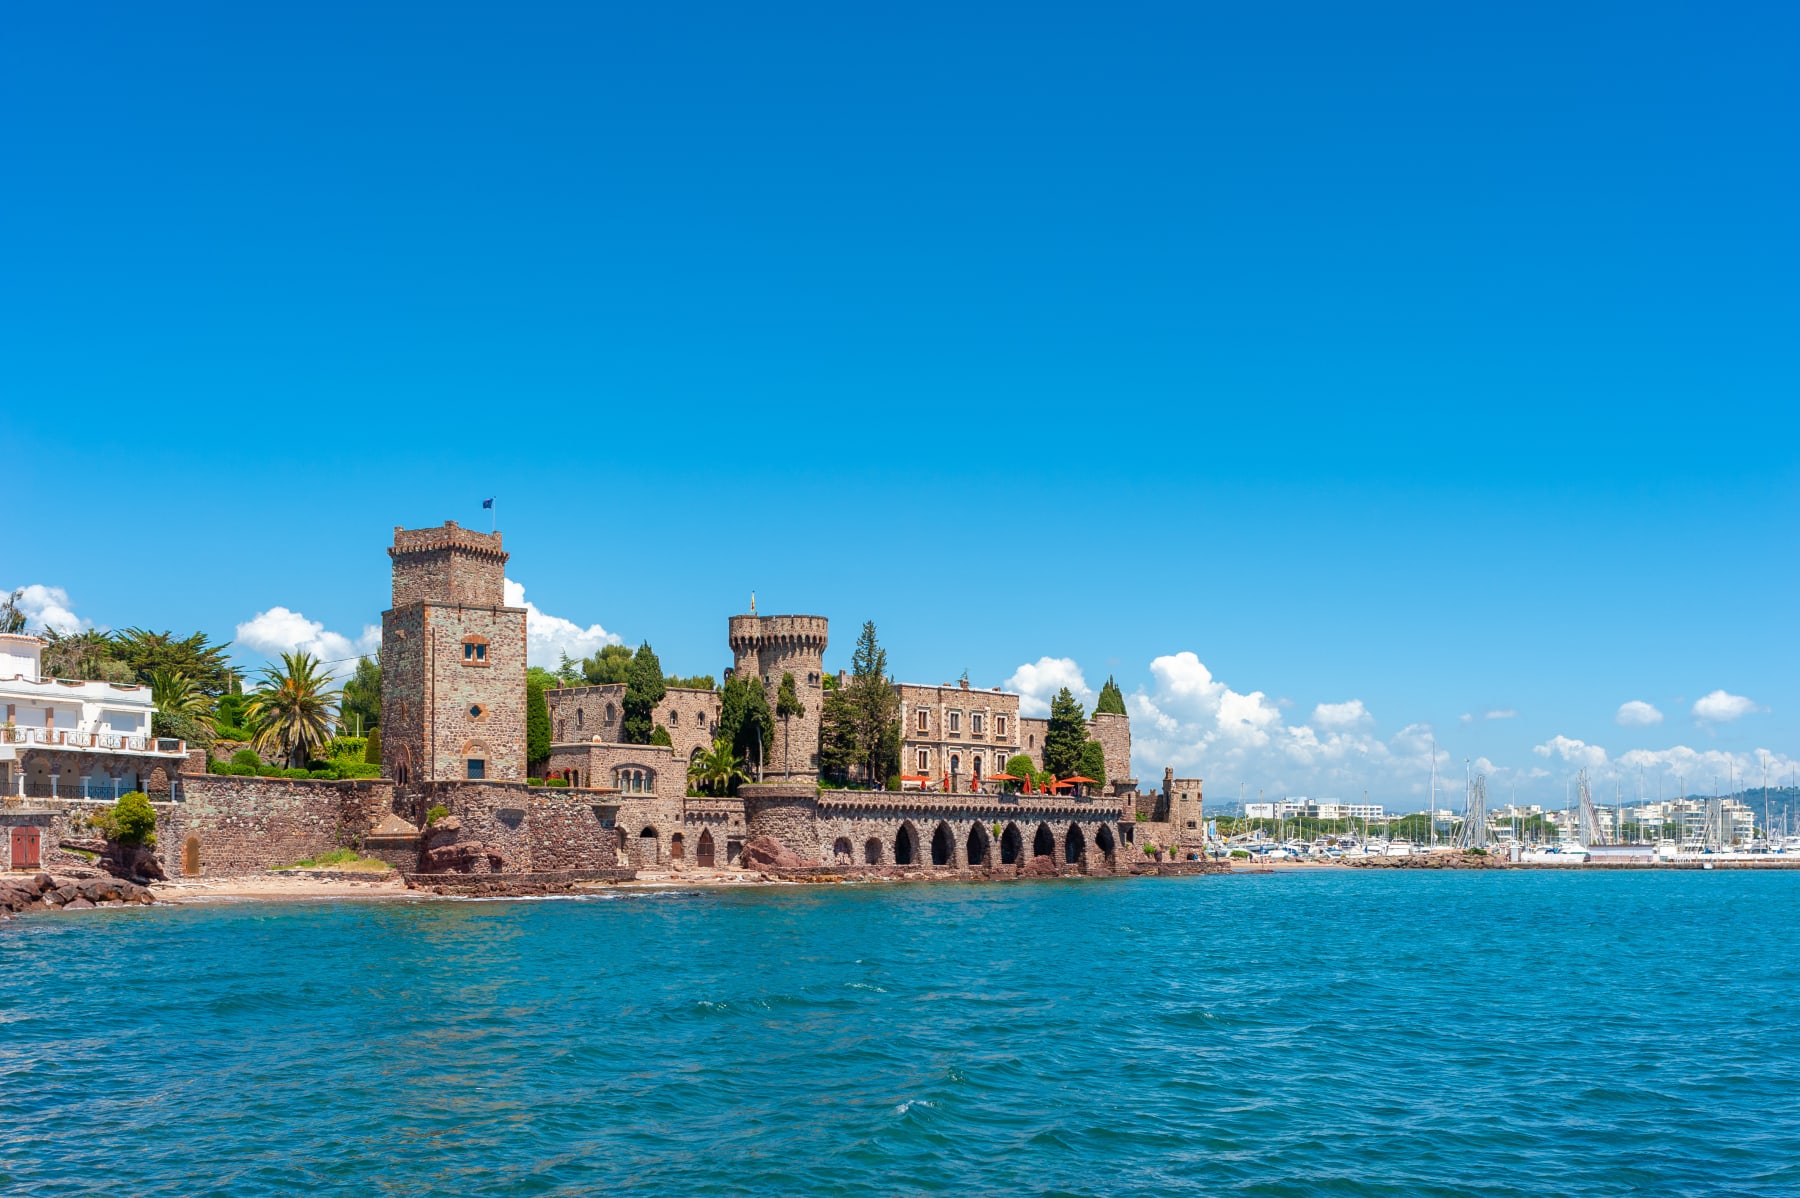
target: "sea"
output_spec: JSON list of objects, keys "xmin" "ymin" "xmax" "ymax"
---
[{"xmin": 3, "ymin": 870, "xmax": 1797, "ymax": 1196}]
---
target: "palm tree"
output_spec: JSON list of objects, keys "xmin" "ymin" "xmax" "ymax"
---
[
  {"xmin": 688, "ymin": 738, "xmax": 749, "ymax": 797},
  {"xmin": 150, "ymin": 668, "xmax": 216, "ymax": 743},
  {"xmin": 246, "ymin": 652, "xmax": 341, "ymax": 768}
]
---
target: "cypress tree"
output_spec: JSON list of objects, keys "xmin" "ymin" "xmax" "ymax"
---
[
  {"xmin": 1043, "ymin": 687, "xmax": 1088, "ymax": 778},
  {"xmin": 526, "ymin": 673, "xmax": 552, "ymax": 769},
  {"xmin": 622, "ymin": 642, "xmax": 667, "ymax": 744},
  {"xmin": 1095, "ymin": 675, "xmax": 1127, "ymax": 716}
]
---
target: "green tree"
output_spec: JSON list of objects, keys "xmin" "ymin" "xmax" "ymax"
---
[
  {"xmin": 246, "ymin": 652, "xmax": 342, "ymax": 768},
  {"xmin": 1004, "ymin": 754, "xmax": 1038, "ymax": 784},
  {"xmin": 526, "ymin": 672, "xmax": 552, "ymax": 771},
  {"xmin": 664, "ymin": 674, "xmax": 717, "ymax": 690},
  {"xmin": 1077, "ymin": 740, "xmax": 1107, "ymax": 789},
  {"xmin": 92, "ymin": 791, "xmax": 158, "ymax": 846},
  {"xmin": 819, "ymin": 686, "xmax": 859, "ymax": 781},
  {"xmin": 364, "ymin": 726, "xmax": 382, "ymax": 765},
  {"xmin": 1043, "ymin": 687, "xmax": 1088, "ymax": 778},
  {"xmin": 718, "ymin": 673, "xmax": 775, "ymax": 776},
  {"xmin": 150, "ymin": 668, "xmax": 216, "ymax": 744},
  {"xmin": 111, "ymin": 628, "xmax": 234, "ymax": 695},
  {"xmin": 622, "ymin": 642, "xmax": 667, "ymax": 744},
  {"xmin": 776, "ymin": 672, "xmax": 804, "ymax": 774},
  {"xmin": 0, "ymin": 589, "xmax": 25, "ymax": 634},
  {"xmin": 840, "ymin": 621, "xmax": 901, "ymax": 787},
  {"xmin": 340, "ymin": 657, "xmax": 381, "ymax": 734},
  {"xmin": 650, "ymin": 724, "xmax": 673, "ymax": 747},
  {"xmin": 688, "ymin": 737, "xmax": 749, "ymax": 797},
  {"xmin": 582, "ymin": 643, "xmax": 634, "ymax": 685},
  {"xmin": 1095, "ymin": 675, "xmax": 1127, "ymax": 716},
  {"xmin": 40, "ymin": 628, "xmax": 134, "ymax": 683},
  {"xmin": 213, "ymin": 687, "xmax": 253, "ymax": 741}
]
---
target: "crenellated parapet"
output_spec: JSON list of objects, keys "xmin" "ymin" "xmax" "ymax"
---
[{"xmin": 727, "ymin": 614, "xmax": 829, "ymax": 655}]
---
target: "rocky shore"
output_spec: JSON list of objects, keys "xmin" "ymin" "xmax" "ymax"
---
[
  {"xmin": 1342, "ymin": 853, "xmax": 1511, "ymax": 869},
  {"xmin": 0, "ymin": 872, "xmax": 159, "ymax": 915}
]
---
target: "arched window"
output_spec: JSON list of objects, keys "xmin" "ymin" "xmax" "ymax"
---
[
  {"xmin": 605, "ymin": 702, "xmax": 615, "ymax": 722},
  {"xmin": 576, "ymin": 708, "xmax": 585, "ymax": 730}
]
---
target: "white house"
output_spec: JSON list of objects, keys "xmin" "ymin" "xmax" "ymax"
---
[{"xmin": 0, "ymin": 633, "xmax": 194, "ymax": 799}]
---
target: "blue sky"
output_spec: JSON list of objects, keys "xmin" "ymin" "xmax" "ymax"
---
[{"xmin": 5, "ymin": 1, "xmax": 1796, "ymax": 808}]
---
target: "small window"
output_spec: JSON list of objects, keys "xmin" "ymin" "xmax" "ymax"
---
[
  {"xmin": 461, "ymin": 636, "xmax": 490, "ymax": 665},
  {"xmin": 918, "ymin": 749, "xmax": 929, "ymax": 771},
  {"xmin": 916, "ymin": 709, "xmax": 928, "ymax": 732},
  {"xmin": 467, "ymin": 759, "xmax": 486, "ymax": 780},
  {"xmin": 997, "ymin": 716, "xmax": 1007, "ymax": 736},
  {"xmin": 469, "ymin": 704, "xmax": 483, "ymax": 719},
  {"xmin": 950, "ymin": 754, "xmax": 961, "ymax": 774},
  {"xmin": 972, "ymin": 713, "xmax": 984, "ymax": 734},
  {"xmin": 577, "ymin": 709, "xmax": 585, "ymax": 730},
  {"xmin": 1187, "ymin": 820, "xmax": 1197, "ymax": 829},
  {"xmin": 948, "ymin": 711, "xmax": 960, "ymax": 733},
  {"xmin": 669, "ymin": 711, "xmax": 679, "ymax": 726}
]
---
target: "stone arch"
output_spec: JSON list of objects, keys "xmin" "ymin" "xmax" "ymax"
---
[
  {"xmin": 894, "ymin": 822, "xmax": 918, "ymax": 866},
  {"xmin": 1000, "ymin": 822, "xmax": 1023, "ymax": 865},
  {"xmin": 1033, "ymin": 822, "xmax": 1056, "ymax": 859},
  {"xmin": 182, "ymin": 835, "xmax": 201, "ymax": 876},
  {"xmin": 393, "ymin": 742, "xmax": 413, "ymax": 786},
  {"xmin": 670, "ymin": 832, "xmax": 685, "ymax": 860},
  {"xmin": 833, "ymin": 837, "xmax": 853, "ymax": 865},
  {"xmin": 930, "ymin": 821, "xmax": 954, "ymax": 866},
  {"xmin": 637, "ymin": 825, "xmax": 659, "ymax": 865},
  {"xmin": 1065, "ymin": 822, "xmax": 1086, "ymax": 865},
  {"xmin": 1095, "ymin": 822, "xmax": 1116, "ymax": 862},
  {"xmin": 864, "ymin": 837, "xmax": 883, "ymax": 865},
  {"xmin": 697, "ymin": 828, "xmax": 716, "ymax": 867},
  {"xmin": 966, "ymin": 822, "xmax": 991, "ymax": 868}
]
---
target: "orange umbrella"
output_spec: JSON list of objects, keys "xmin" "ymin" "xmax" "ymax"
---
[
  {"xmin": 985, "ymin": 772, "xmax": 1021, "ymax": 781},
  {"xmin": 1047, "ymin": 778, "xmax": 1075, "ymax": 790},
  {"xmin": 1061, "ymin": 775, "xmax": 1098, "ymax": 785},
  {"xmin": 898, "ymin": 774, "xmax": 932, "ymax": 783}
]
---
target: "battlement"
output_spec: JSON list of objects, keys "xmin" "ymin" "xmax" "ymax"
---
[
  {"xmin": 728, "ymin": 614, "xmax": 829, "ymax": 653},
  {"xmin": 389, "ymin": 521, "xmax": 509, "ymax": 609}
]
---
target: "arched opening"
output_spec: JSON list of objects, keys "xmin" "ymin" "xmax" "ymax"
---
[
  {"xmin": 182, "ymin": 836, "xmax": 201, "ymax": 876},
  {"xmin": 864, "ymin": 837, "xmax": 882, "ymax": 865},
  {"xmin": 894, "ymin": 823, "xmax": 917, "ymax": 866},
  {"xmin": 966, "ymin": 823, "xmax": 991, "ymax": 868},
  {"xmin": 670, "ymin": 832, "xmax": 685, "ymax": 860},
  {"xmin": 576, "ymin": 708, "xmax": 585, "ymax": 730},
  {"xmin": 697, "ymin": 829, "xmax": 716, "ymax": 867},
  {"xmin": 1000, "ymin": 822, "xmax": 1023, "ymax": 865},
  {"xmin": 638, "ymin": 826, "xmax": 659, "ymax": 865},
  {"xmin": 1065, "ymin": 823, "xmax": 1086, "ymax": 864},
  {"xmin": 1033, "ymin": 822, "xmax": 1055, "ymax": 859},
  {"xmin": 833, "ymin": 837, "xmax": 853, "ymax": 864},
  {"xmin": 1095, "ymin": 823, "xmax": 1116, "ymax": 861},
  {"xmin": 930, "ymin": 821, "xmax": 954, "ymax": 866}
]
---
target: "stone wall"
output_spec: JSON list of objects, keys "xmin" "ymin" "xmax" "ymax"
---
[
  {"xmin": 741, "ymin": 783, "xmax": 823, "ymax": 863},
  {"xmin": 161, "ymin": 774, "xmax": 398, "ymax": 876},
  {"xmin": 656, "ymin": 687, "xmax": 719, "ymax": 765},
  {"xmin": 811, "ymin": 793, "xmax": 1136, "ymax": 875},
  {"xmin": 545, "ymin": 742, "xmax": 677, "ymax": 798},
  {"xmin": 388, "ymin": 522, "xmax": 507, "ymax": 608},
  {"xmin": 1087, "ymin": 712, "xmax": 1134, "ymax": 791},
  {"xmin": 419, "ymin": 605, "xmax": 528, "ymax": 782},
  {"xmin": 408, "ymin": 780, "xmax": 623, "ymax": 873},
  {"xmin": 728, "ymin": 614, "xmax": 827, "ymax": 781},
  {"xmin": 380, "ymin": 605, "xmax": 427, "ymax": 783},
  {"xmin": 1020, "ymin": 718, "xmax": 1049, "ymax": 770},
  {"xmin": 545, "ymin": 686, "xmax": 718, "ymax": 774}
]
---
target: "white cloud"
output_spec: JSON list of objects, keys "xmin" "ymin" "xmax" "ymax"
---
[
  {"xmin": 2, "ymin": 584, "xmax": 91, "ymax": 635},
  {"xmin": 236, "ymin": 607, "xmax": 379, "ymax": 679},
  {"xmin": 1692, "ymin": 690, "xmax": 1759, "ymax": 724},
  {"xmin": 504, "ymin": 578, "xmax": 621, "ymax": 669},
  {"xmin": 1312, "ymin": 699, "xmax": 1372, "ymax": 730},
  {"xmin": 1616, "ymin": 700, "xmax": 1663, "ymax": 727},
  {"xmin": 1486, "ymin": 709, "xmax": 1518, "ymax": 721},
  {"xmin": 1004, "ymin": 657, "xmax": 1093, "ymax": 718},
  {"xmin": 1533, "ymin": 735, "xmax": 1609, "ymax": 770}
]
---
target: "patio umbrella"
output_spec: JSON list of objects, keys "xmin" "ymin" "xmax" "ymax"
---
[
  {"xmin": 1061, "ymin": 776, "xmax": 1098, "ymax": 785},
  {"xmin": 985, "ymin": 772, "xmax": 1020, "ymax": 781}
]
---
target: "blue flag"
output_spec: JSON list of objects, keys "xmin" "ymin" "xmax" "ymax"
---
[{"xmin": 482, "ymin": 498, "xmax": 494, "ymax": 509}]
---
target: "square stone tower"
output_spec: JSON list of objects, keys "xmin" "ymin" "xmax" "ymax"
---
[
  {"xmin": 380, "ymin": 522, "xmax": 527, "ymax": 783},
  {"xmin": 728, "ymin": 613, "xmax": 828, "ymax": 781}
]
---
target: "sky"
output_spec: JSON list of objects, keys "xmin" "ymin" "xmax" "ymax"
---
[{"xmin": 4, "ymin": 1, "xmax": 1797, "ymax": 810}]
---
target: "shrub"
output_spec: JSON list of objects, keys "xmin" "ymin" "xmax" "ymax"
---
[
  {"xmin": 231, "ymin": 749, "xmax": 262, "ymax": 768},
  {"xmin": 649, "ymin": 724, "xmax": 672, "ymax": 747},
  {"xmin": 527, "ymin": 777, "xmax": 543, "ymax": 787},
  {"xmin": 255, "ymin": 765, "xmax": 282, "ymax": 777},
  {"xmin": 283, "ymin": 767, "xmax": 310, "ymax": 779},
  {"xmin": 425, "ymin": 804, "xmax": 450, "ymax": 826},
  {"xmin": 363, "ymin": 727, "xmax": 381, "ymax": 765},
  {"xmin": 226, "ymin": 763, "xmax": 258, "ymax": 777},
  {"xmin": 207, "ymin": 760, "xmax": 226, "ymax": 774},
  {"xmin": 307, "ymin": 770, "xmax": 337, "ymax": 779},
  {"xmin": 886, "ymin": 775, "xmax": 902, "ymax": 792},
  {"xmin": 92, "ymin": 791, "xmax": 158, "ymax": 846},
  {"xmin": 547, "ymin": 777, "xmax": 570, "ymax": 788},
  {"xmin": 1230, "ymin": 849, "xmax": 1251, "ymax": 859}
]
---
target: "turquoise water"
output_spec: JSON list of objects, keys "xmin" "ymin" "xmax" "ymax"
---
[{"xmin": 3, "ymin": 872, "xmax": 1798, "ymax": 1196}]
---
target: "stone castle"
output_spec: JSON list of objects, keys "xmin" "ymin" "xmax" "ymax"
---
[{"xmin": 2, "ymin": 521, "xmax": 1208, "ymax": 883}]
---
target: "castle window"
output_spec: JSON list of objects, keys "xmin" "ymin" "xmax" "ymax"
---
[
  {"xmin": 997, "ymin": 716, "xmax": 1007, "ymax": 737},
  {"xmin": 669, "ymin": 711, "xmax": 678, "ymax": 726},
  {"xmin": 469, "ymin": 704, "xmax": 484, "ymax": 719},
  {"xmin": 605, "ymin": 702, "xmax": 615, "ymax": 722},
  {"xmin": 972, "ymin": 713, "xmax": 984, "ymax": 734},
  {"xmin": 576, "ymin": 709, "xmax": 585, "ymax": 730},
  {"xmin": 917, "ymin": 749, "xmax": 929, "ymax": 771},
  {"xmin": 461, "ymin": 636, "xmax": 490, "ymax": 665},
  {"xmin": 916, "ymin": 709, "xmax": 929, "ymax": 732},
  {"xmin": 948, "ymin": 711, "xmax": 960, "ymax": 733},
  {"xmin": 467, "ymin": 758, "xmax": 486, "ymax": 780},
  {"xmin": 950, "ymin": 754, "xmax": 961, "ymax": 775}
]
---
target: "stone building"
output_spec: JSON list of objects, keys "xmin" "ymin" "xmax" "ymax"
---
[
  {"xmin": 728, "ymin": 612, "xmax": 827, "ymax": 780},
  {"xmin": 894, "ymin": 680, "xmax": 1022, "ymax": 791},
  {"xmin": 379, "ymin": 522, "xmax": 528, "ymax": 783},
  {"xmin": 544, "ymin": 683, "xmax": 719, "ymax": 770}
]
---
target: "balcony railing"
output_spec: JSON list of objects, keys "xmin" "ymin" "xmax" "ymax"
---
[{"xmin": 0, "ymin": 726, "xmax": 184, "ymax": 755}]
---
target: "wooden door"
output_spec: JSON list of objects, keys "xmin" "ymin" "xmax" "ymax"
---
[{"xmin": 12, "ymin": 826, "xmax": 41, "ymax": 870}]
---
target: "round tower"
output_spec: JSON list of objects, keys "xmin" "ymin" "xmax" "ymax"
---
[{"xmin": 727, "ymin": 614, "xmax": 829, "ymax": 781}]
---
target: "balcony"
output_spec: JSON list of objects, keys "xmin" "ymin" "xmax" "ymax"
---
[{"xmin": 0, "ymin": 726, "xmax": 186, "ymax": 756}]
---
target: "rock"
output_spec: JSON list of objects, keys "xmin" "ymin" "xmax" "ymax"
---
[
  {"xmin": 738, "ymin": 837, "xmax": 805, "ymax": 870},
  {"xmin": 100, "ymin": 842, "xmax": 166, "ymax": 883},
  {"xmin": 1020, "ymin": 854, "xmax": 1060, "ymax": 878},
  {"xmin": 419, "ymin": 842, "xmax": 504, "ymax": 874},
  {"xmin": 423, "ymin": 816, "xmax": 463, "ymax": 847},
  {"xmin": 62, "ymin": 897, "xmax": 96, "ymax": 910}
]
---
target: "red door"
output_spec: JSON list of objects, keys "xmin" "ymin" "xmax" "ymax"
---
[{"xmin": 11, "ymin": 826, "xmax": 41, "ymax": 870}]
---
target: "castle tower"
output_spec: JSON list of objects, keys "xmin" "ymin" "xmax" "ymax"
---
[
  {"xmin": 381, "ymin": 522, "xmax": 527, "ymax": 784},
  {"xmin": 728, "ymin": 614, "xmax": 828, "ymax": 781},
  {"xmin": 1171, "ymin": 773, "xmax": 1205, "ymax": 859}
]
